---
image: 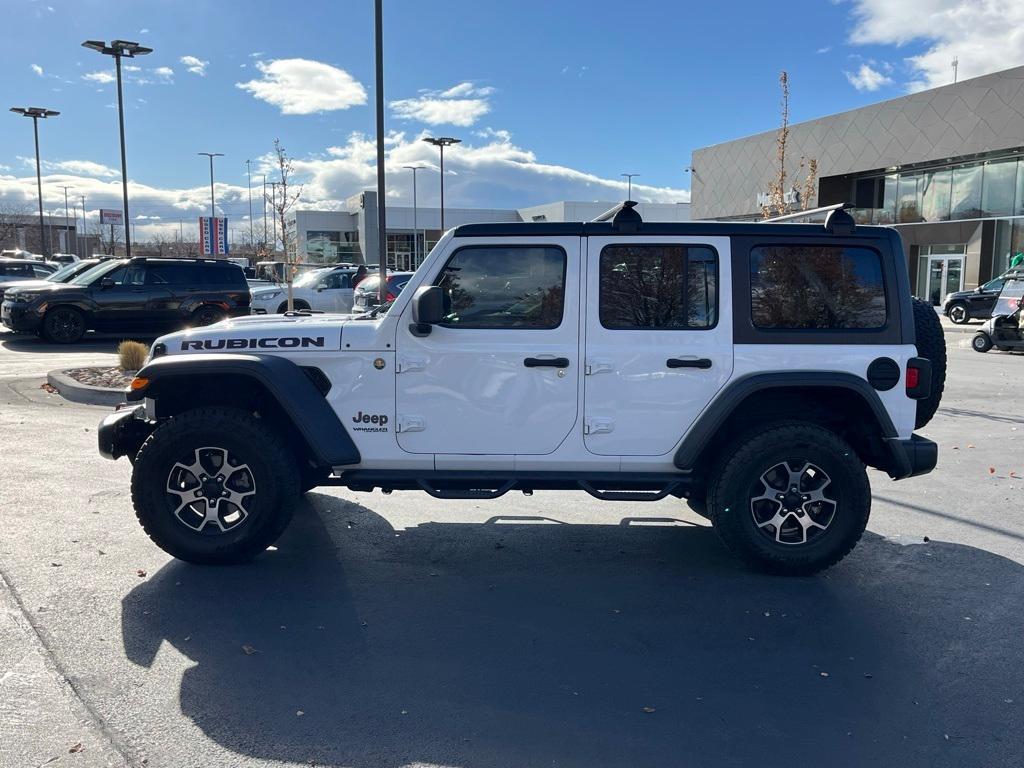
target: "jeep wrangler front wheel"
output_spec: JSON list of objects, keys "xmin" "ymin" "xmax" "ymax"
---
[
  {"xmin": 707, "ymin": 423, "xmax": 870, "ymax": 576},
  {"xmin": 130, "ymin": 407, "xmax": 299, "ymax": 564}
]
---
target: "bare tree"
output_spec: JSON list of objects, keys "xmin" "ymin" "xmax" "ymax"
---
[
  {"xmin": 265, "ymin": 139, "xmax": 304, "ymax": 310},
  {"xmin": 761, "ymin": 72, "xmax": 818, "ymax": 219},
  {"xmin": 0, "ymin": 200, "xmax": 33, "ymax": 249}
]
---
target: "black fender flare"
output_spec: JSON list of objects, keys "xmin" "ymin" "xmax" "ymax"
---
[
  {"xmin": 128, "ymin": 353, "xmax": 360, "ymax": 467},
  {"xmin": 673, "ymin": 371, "xmax": 898, "ymax": 470}
]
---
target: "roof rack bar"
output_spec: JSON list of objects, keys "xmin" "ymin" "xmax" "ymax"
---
[
  {"xmin": 591, "ymin": 200, "xmax": 636, "ymax": 223},
  {"xmin": 765, "ymin": 202, "xmax": 851, "ymax": 223}
]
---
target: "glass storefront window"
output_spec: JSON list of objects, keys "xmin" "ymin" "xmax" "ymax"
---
[
  {"xmin": 981, "ymin": 159, "xmax": 1018, "ymax": 217},
  {"xmin": 921, "ymin": 169, "xmax": 952, "ymax": 222},
  {"xmin": 876, "ymin": 174, "xmax": 897, "ymax": 224},
  {"xmin": 951, "ymin": 164, "xmax": 983, "ymax": 219},
  {"xmin": 897, "ymin": 175, "xmax": 922, "ymax": 223}
]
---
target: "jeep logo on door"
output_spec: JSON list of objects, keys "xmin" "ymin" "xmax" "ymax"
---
[{"xmin": 180, "ymin": 336, "xmax": 327, "ymax": 351}]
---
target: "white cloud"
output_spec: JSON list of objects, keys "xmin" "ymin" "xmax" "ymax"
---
[
  {"xmin": 848, "ymin": 0, "xmax": 1024, "ymax": 90},
  {"xmin": 816, "ymin": 46, "xmax": 832, "ymax": 54},
  {"xmin": 140, "ymin": 28, "xmax": 149, "ymax": 33},
  {"xmin": 0, "ymin": 130, "xmax": 688, "ymax": 244},
  {"xmin": 390, "ymin": 82, "xmax": 493, "ymax": 127},
  {"xmin": 82, "ymin": 70, "xmax": 115, "ymax": 84},
  {"xmin": 180, "ymin": 55, "xmax": 208, "ymax": 76},
  {"xmin": 124, "ymin": 64, "xmax": 141, "ymax": 72},
  {"xmin": 845, "ymin": 63, "xmax": 893, "ymax": 91},
  {"xmin": 236, "ymin": 59, "xmax": 367, "ymax": 115},
  {"xmin": 31, "ymin": 63, "xmax": 43, "ymax": 76},
  {"xmin": 154, "ymin": 66, "xmax": 174, "ymax": 79}
]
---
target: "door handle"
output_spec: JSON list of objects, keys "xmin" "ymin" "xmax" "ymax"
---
[
  {"xmin": 667, "ymin": 357, "xmax": 713, "ymax": 369},
  {"xmin": 524, "ymin": 357, "xmax": 570, "ymax": 368}
]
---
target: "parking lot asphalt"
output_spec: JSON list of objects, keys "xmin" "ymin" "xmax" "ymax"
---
[{"xmin": 2, "ymin": 329, "xmax": 1023, "ymax": 767}]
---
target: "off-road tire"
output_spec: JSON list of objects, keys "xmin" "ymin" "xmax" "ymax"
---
[
  {"xmin": 41, "ymin": 306, "xmax": 86, "ymax": 344},
  {"xmin": 946, "ymin": 302, "xmax": 970, "ymax": 324},
  {"xmin": 277, "ymin": 300, "xmax": 310, "ymax": 314},
  {"xmin": 911, "ymin": 297, "xmax": 946, "ymax": 429},
  {"xmin": 190, "ymin": 305, "xmax": 225, "ymax": 327},
  {"xmin": 707, "ymin": 422, "xmax": 870, "ymax": 576},
  {"xmin": 972, "ymin": 333, "xmax": 993, "ymax": 353},
  {"xmin": 131, "ymin": 407, "xmax": 299, "ymax": 564}
]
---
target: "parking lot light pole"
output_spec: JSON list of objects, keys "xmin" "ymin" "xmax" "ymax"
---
[
  {"xmin": 10, "ymin": 106, "xmax": 59, "ymax": 257},
  {"xmin": 621, "ymin": 172, "xmax": 639, "ymax": 201},
  {"xmin": 403, "ymin": 165, "xmax": 425, "ymax": 267},
  {"xmin": 423, "ymin": 136, "xmax": 460, "ymax": 232},
  {"xmin": 82, "ymin": 39, "xmax": 152, "ymax": 259},
  {"xmin": 245, "ymin": 159, "xmax": 254, "ymax": 249},
  {"xmin": 198, "ymin": 152, "xmax": 223, "ymax": 218}
]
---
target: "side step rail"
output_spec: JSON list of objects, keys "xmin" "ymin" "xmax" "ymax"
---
[
  {"xmin": 577, "ymin": 481, "xmax": 684, "ymax": 502},
  {"xmin": 416, "ymin": 479, "xmax": 516, "ymax": 500}
]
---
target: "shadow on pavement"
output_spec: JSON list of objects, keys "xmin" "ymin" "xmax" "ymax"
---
[
  {"xmin": 0, "ymin": 332, "xmax": 154, "ymax": 354},
  {"xmin": 121, "ymin": 495, "xmax": 1024, "ymax": 768}
]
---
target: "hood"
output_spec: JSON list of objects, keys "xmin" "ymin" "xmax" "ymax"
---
[
  {"xmin": 155, "ymin": 312, "xmax": 355, "ymax": 356},
  {"xmin": 0, "ymin": 278, "xmax": 52, "ymax": 297},
  {"xmin": 250, "ymin": 284, "xmax": 285, "ymax": 297},
  {"xmin": 945, "ymin": 289, "xmax": 978, "ymax": 301}
]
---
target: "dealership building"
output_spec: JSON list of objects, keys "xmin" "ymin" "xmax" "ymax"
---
[
  {"xmin": 691, "ymin": 65, "xmax": 1024, "ymax": 304},
  {"xmin": 291, "ymin": 193, "xmax": 691, "ymax": 270}
]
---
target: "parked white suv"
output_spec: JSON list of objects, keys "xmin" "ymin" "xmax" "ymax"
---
[
  {"xmin": 99, "ymin": 205, "xmax": 945, "ymax": 575},
  {"xmin": 250, "ymin": 265, "xmax": 358, "ymax": 315}
]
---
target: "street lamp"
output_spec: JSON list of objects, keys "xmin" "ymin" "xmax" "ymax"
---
[
  {"xmin": 245, "ymin": 159, "xmax": 254, "ymax": 248},
  {"xmin": 423, "ymin": 136, "xmax": 461, "ymax": 232},
  {"xmin": 81, "ymin": 39, "xmax": 152, "ymax": 258},
  {"xmin": 198, "ymin": 152, "xmax": 223, "ymax": 218},
  {"xmin": 403, "ymin": 165, "xmax": 426, "ymax": 267},
  {"xmin": 10, "ymin": 107, "xmax": 59, "ymax": 257},
  {"xmin": 621, "ymin": 172, "xmax": 640, "ymax": 201}
]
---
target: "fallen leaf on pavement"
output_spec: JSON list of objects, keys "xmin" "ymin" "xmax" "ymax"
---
[
  {"xmin": 136, "ymin": 569, "xmax": 147, "ymax": 577},
  {"xmin": 989, "ymin": 467, "xmax": 996, "ymax": 474},
  {"xmin": 69, "ymin": 742, "xmax": 84, "ymax": 753}
]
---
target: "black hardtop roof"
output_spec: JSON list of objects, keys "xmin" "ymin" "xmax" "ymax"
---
[
  {"xmin": 451, "ymin": 220, "xmax": 895, "ymax": 239},
  {"xmin": 126, "ymin": 257, "xmax": 242, "ymax": 266}
]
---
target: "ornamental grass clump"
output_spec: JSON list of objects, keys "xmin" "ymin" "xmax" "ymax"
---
[{"xmin": 117, "ymin": 340, "xmax": 149, "ymax": 372}]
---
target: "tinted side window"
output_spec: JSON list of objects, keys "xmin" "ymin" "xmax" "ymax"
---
[
  {"xmin": 599, "ymin": 245, "xmax": 718, "ymax": 329},
  {"xmin": 32, "ymin": 264, "xmax": 53, "ymax": 278},
  {"xmin": 435, "ymin": 246, "xmax": 565, "ymax": 329},
  {"xmin": 750, "ymin": 245, "xmax": 886, "ymax": 330},
  {"xmin": 147, "ymin": 263, "xmax": 199, "ymax": 286},
  {"xmin": 201, "ymin": 265, "xmax": 247, "ymax": 288},
  {"xmin": 2, "ymin": 263, "xmax": 34, "ymax": 278}
]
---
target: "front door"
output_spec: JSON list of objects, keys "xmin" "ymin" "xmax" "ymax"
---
[
  {"xmin": 926, "ymin": 255, "xmax": 964, "ymax": 305},
  {"xmin": 395, "ymin": 237, "xmax": 580, "ymax": 455},
  {"xmin": 583, "ymin": 236, "xmax": 734, "ymax": 456},
  {"xmin": 90, "ymin": 263, "xmax": 170, "ymax": 329}
]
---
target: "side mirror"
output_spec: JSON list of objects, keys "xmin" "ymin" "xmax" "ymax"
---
[
  {"xmin": 100, "ymin": 277, "xmax": 115, "ymax": 288},
  {"xmin": 410, "ymin": 285, "xmax": 444, "ymax": 336}
]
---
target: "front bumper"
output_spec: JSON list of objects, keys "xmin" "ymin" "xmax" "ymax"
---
[
  {"xmin": 884, "ymin": 434, "xmax": 938, "ymax": 480},
  {"xmin": 98, "ymin": 404, "xmax": 156, "ymax": 461},
  {"xmin": 1, "ymin": 300, "xmax": 43, "ymax": 332}
]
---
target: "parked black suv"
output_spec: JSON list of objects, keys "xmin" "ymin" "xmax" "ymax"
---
[
  {"xmin": 943, "ymin": 270, "xmax": 1024, "ymax": 323},
  {"xmin": 1, "ymin": 258, "xmax": 250, "ymax": 343}
]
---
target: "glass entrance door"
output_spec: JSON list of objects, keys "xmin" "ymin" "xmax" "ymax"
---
[{"xmin": 926, "ymin": 255, "xmax": 964, "ymax": 305}]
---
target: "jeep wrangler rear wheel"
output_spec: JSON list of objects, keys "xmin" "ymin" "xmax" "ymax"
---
[
  {"xmin": 708, "ymin": 423, "xmax": 870, "ymax": 575},
  {"xmin": 130, "ymin": 407, "xmax": 299, "ymax": 564},
  {"xmin": 911, "ymin": 297, "xmax": 946, "ymax": 429}
]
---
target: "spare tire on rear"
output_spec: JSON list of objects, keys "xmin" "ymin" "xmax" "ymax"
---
[{"xmin": 911, "ymin": 297, "xmax": 946, "ymax": 429}]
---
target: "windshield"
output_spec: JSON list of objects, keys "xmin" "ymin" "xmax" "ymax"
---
[
  {"xmin": 69, "ymin": 259, "xmax": 123, "ymax": 285},
  {"xmin": 46, "ymin": 262, "xmax": 82, "ymax": 282},
  {"xmin": 293, "ymin": 268, "xmax": 331, "ymax": 288}
]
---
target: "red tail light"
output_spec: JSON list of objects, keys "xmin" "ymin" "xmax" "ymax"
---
[
  {"xmin": 905, "ymin": 366, "xmax": 920, "ymax": 390},
  {"xmin": 386, "ymin": 292, "xmax": 396, "ymax": 302}
]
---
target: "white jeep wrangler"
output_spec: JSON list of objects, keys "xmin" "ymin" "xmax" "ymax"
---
[{"xmin": 99, "ymin": 205, "xmax": 945, "ymax": 575}]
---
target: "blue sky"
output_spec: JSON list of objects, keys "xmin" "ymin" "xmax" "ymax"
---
[{"xmin": 2, "ymin": 0, "xmax": 1021, "ymax": 239}]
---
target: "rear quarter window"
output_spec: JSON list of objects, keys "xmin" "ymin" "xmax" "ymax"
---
[
  {"xmin": 199, "ymin": 264, "xmax": 247, "ymax": 288},
  {"xmin": 750, "ymin": 245, "xmax": 887, "ymax": 330}
]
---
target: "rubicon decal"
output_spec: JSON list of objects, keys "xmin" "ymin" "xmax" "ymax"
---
[
  {"xmin": 351, "ymin": 411, "xmax": 389, "ymax": 433},
  {"xmin": 180, "ymin": 336, "xmax": 326, "ymax": 351}
]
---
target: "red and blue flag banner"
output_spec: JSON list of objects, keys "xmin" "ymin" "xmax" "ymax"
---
[{"xmin": 199, "ymin": 217, "xmax": 229, "ymax": 256}]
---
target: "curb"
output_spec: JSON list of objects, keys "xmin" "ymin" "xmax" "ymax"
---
[{"xmin": 46, "ymin": 370, "xmax": 125, "ymax": 407}]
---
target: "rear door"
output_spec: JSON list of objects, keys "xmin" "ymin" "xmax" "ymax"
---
[{"xmin": 583, "ymin": 236, "xmax": 733, "ymax": 456}]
